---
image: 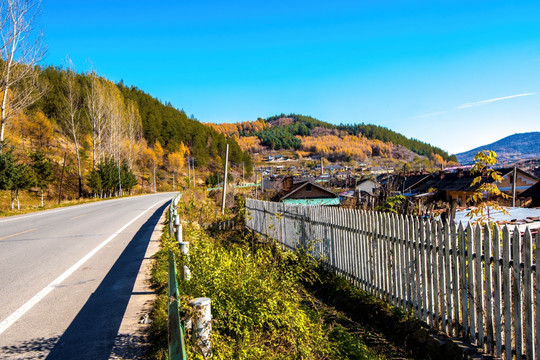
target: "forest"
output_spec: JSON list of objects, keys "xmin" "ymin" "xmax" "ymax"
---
[
  {"xmin": 208, "ymin": 113, "xmax": 457, "ymax": 163},
  {"xmin": 0, "ymin": 62, "xmax": 251, "ymax": 209}
]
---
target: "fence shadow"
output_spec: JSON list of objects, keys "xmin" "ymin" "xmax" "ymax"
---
[{"xmin": 45, "ymin": 203, "xmax": 168, "ymax": 360}]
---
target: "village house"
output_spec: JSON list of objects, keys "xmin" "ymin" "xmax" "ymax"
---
[
  {"xmin": 355, "ymin": 178, "xmax": 381, "ymax": 195},
  {"xmin": 407, "ymin": 168, "xmax": 538, "ymax": 205},
  {"xmin": 272, "ymin": 176, "xmax": 339, "ymax": 206}
]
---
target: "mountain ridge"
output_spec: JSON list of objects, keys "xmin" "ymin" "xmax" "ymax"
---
[{"xmin": 455, "ymin": 132, "xmax": 540, "ymax": 165}]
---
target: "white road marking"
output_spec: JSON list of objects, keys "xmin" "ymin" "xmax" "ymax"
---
[{"xmin": 0, "ymin": 199, "xmax": 164, "ymax": 335}]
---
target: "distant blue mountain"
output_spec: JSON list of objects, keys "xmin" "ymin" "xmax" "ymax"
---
[{"xmin": 456, "ymin": 132, "xmax": 540, "ymax": 165}]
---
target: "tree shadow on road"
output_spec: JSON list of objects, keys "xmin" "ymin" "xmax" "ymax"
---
[
  {"xmin": 1, "ymin": 336, "xmax": 59, "ymax": 359},
  {"xmin": 45, "ymin": 203, "xmax": 168, "ymax": 360}
]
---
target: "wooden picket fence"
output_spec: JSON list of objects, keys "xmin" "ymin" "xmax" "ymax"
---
[{"xmin": 245, "ymin": 199, "xmax": 539, "ymax": 360}]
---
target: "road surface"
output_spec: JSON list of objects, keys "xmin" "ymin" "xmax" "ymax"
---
[{"xmin": 0, "ymin": 192, "xmax": 175, "ymax": 359}]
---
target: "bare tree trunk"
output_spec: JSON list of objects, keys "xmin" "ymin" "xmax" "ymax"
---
[
  {"xmin": 153, "ymin": 163, "xmax": 156, "ymax": 192},
  {"xmin": 58, "ymin": 152, "xmax": 66, "ymax": 204},
  {"xmin": 0, "ymin": 0, "xmax": 44, "ymax": 142}
]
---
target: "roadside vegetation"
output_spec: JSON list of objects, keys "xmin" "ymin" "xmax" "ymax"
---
[{"xmin": 149, "ymin": 190, "xmax": 414, "ymax": 359}]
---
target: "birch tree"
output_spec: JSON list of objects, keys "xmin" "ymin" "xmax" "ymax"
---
[
  {"xmin": 86, "ymin": 69, "xmax": 107, "ymax": 169},
  {"xmin": 0, "ymin": 0, "xmax": 44, "ymax": 142},
  {"xmin": 125, "ymin": 99, "xmax": 141, "ymax": 169},
  {"xmin": 60, "ymin": 58, "xmax": 84, "ymax": 198}
]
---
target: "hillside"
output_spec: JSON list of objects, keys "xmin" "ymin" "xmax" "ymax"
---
[
  {"xmin": 1, "ymin": 64, "xmax": 252, "ymax": 210},
  {"xmin": 456, "ymin": 132, "xmax": 540, "ymax": 165},
  {"xmin": 207, "ymin": 114, "xmax": 456, "ymax": 165}
]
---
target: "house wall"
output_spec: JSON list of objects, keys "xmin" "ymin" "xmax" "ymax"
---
[
  {"xmin": 356, "ymin": 180, "xmax": 380, "ymax": 195},
  {"xmin": 445, "ymin": 190, "xmax": 475, "ymax": 205},
  {"xmin": 499, "ymin": 172, "xmax": 537, "ymax": 194}
]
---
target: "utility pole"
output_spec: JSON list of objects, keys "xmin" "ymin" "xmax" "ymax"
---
[
  {"xmin": 192, "ymin": 157, "xmax": 196, "ymax": 188},
  {"xmin": 221, "ymin": 144, "xmax": 229, "ymax": 214},
  {"xmin": 512, "ymin": 166, "xmax": 517, "ymax": 207},
  {"xmin": 187, "ymin": 156, "xmax": 191, "ymax": 186}
]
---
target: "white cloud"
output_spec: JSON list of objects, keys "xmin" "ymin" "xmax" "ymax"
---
[
  {"xmin": 457, "ymin": 93, "xmax": 536, "ymax": 110},
  {"xmin": 415, "ymin": 110, "xmax": 447, "ymax": 119}
]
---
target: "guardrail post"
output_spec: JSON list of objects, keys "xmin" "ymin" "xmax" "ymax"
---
[
  {"xmin": 168, "ymin": 251, "xmax": 187, "ymax": 360},
  {"xmin": 179, "ymin": 241, "xmax": 191, "ymax": 280},
  {"xmin": 188, "ymin": 297, "xmax": 212, "ymax": 358},
  {"xmin": 174, "ymin": 214, "xmax": 181, "ymax": 238}
]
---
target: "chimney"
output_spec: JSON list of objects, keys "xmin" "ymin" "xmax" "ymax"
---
[
  {"xmin": 457, "ymin": 168, "xmax": 464, "ymax": 178},
  {"xmin": 282, "ymin": 176, "xmax": 294, "ymax": 193}
]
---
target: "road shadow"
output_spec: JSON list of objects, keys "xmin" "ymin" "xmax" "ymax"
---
[
  {"xmin": 1, "ymin": 336, "xmax": 59, "ymax": 359},
  {"xmin": 45, "ymin": 203, "xmax": 167, "ymax": 360}
]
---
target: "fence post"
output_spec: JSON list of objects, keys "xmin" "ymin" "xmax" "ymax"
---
[
  {"xmin": 179, "ymin": 241, "xmax": 191, "ymax": 281},
  {"xmin": 188, "ymin": 297, "xmax": 212, "ymax": 358},
  {"xmin": 175, "ymin": 215, "xmax": 182, "ymax": 242}
]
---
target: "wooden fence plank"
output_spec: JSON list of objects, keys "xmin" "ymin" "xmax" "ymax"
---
[
  {"xmin": 403, "ymin": 215, "xmax": 410, "ymax": 311},
  {"xmin": 513, "ymin": 226, "xmax": 523, "ymax": 360},
  {"xmin": 459, "ymin": 222, "xmax": 469, "ymax": 339},
  {"xmin": 475, "ymin": 224, "xmax": 485, "ymax": 348},
  {"xmin": 399, "ymin": 215, "xmax": 406, "ymax": 309},
  {"xmin": 443, "ymin": 220, "xmax": 452, "ymax": 335},
  {"xmin": 492, "ymin": 225, "xmax": 502, "ymax": 358},
  {"xmin": 382, "ymin": 212, "xmax": 388, "ymax": 300},
  {"xmin": 416, "ymin": 217, "xmax": 423, "ymax": 320},
  {"xmin": 404, "ymin": 215, "xmax": 411, "ymax": 312},
  {"xmin": 419, "ymin": 220, "xmax": 427, "ymax": 323},
  {"xmin": 451, "ymin": 221, "xmax": 460, "ymax": 337},
  {"xmin": 432, "ymin": 220, "xmax": 440, "ymax": 329},
  {"xmin": 416, "ymin": 217, "xmax": 423, "ymax": 319},
  {"xmin": 483, "ymin": 224, "xmax": 494, "ymax": 353},
  {"xmin": 425, "ymin": 221, "xmax": 434, "ymax": 326},
  {"xmin": 437, "ymin": 220, "xmax": 445, "ymax": 332},
  {"xmin": 359, "ymin": 210, "xmax": 367, "ymax": 290},
  {"xmin": 391, "ymin": 214, "xmax": 398, "ymax": 306},
  {"xmin": 536, "ymin": 226, "xmax": 540, "ymax": 360},
  {"xmin": 502, "ymin": 226, "xmax": 513, "ymax": 360},
  {"xmin": 466, "ymin": 223, "xmax": 476, "ymax": 343},
  {"xmin": 350, "ymin": 210, "xmax": 357, "ymax": 286},
  {"xmin": 369, "ymin": 211, "xmax": 376, "ymax": 294},
  {"xmin": 424, "ymin": 220, "xmax": 434, "ymax": 327},
  {"xmin": 347, "ymin": 210, "xmax": 355, "ymax": 283},
  {"xmin": 523, "ymin": 228, "xmax": 534, "ymax": 360},
  {"xmin": 377, "ymin": 212, "xmax": 384, "ymax": 299}
]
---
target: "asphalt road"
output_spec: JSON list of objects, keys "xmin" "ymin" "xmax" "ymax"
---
[{"xmin": 0, "ymin": 192, "xmax": 175, "ymax": 359}]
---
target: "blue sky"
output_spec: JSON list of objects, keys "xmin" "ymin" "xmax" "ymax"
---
[{"xmin": 41, "ymin": 0, "xmax": 540, "ymax": 154}]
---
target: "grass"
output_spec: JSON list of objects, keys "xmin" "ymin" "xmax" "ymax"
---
[{"xmin": 148, "ymin": 191, "xmax": 382, "ymax": 359}]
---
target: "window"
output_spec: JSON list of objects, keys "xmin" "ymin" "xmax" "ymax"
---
[{"xmin": 306, "ymin": 184, "xmax": 312, "ymax": 192}]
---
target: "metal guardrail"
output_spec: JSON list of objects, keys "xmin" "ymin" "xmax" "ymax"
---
[
  {"xmin": 168, "ymin": 194, "xmax": 187, "ymax": 360},
  {"xmin": 167, "ymin": 193, "xmax": 212, "ymax": 359},
  {"xmin": 168, "ymin": 251, "xmax": 187, "ymax": 360}
]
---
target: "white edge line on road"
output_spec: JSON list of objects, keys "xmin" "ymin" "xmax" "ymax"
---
[{"xmin": 0, "ymin": 199, "xmax": 165, "ymax": 335}]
